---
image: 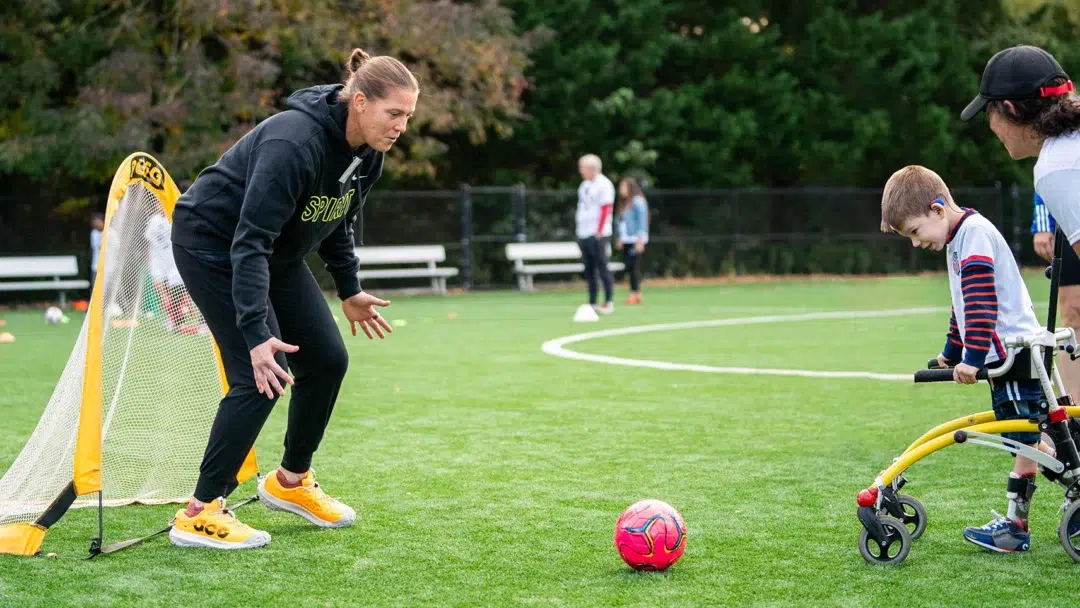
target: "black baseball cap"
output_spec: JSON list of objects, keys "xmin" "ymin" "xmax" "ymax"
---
[{"xmin": 961, "ymin": 45, "xmax": 1073, "ymax": 121}]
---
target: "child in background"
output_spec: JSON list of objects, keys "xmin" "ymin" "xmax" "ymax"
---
[
  {"xmin": 616, "ymin": 177, "xmax": 649, "ymax": 305},
  {"xmin": 89, "ymin": 212, "xmax": 104, "ymax": 296}
]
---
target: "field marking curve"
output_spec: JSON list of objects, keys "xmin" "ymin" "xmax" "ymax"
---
[{"xmin": 541, "ymin": 306, "xmax": 949, "ymax": 382}]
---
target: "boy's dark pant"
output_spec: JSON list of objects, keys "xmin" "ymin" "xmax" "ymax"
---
[
  {"xmin": 173, "ymin": 245, "xmax": 349, "ymax": 503},
  {"xmin": 989, "ymin": 379, "xmax": 1044, "ymax": 446},
  {"xmin": 577, "ymin": 237, "xmax": 614, "ymax": 305},
  {"xmin": 622, "ymin": 244, "xmax": 642, "ymax": 291}
]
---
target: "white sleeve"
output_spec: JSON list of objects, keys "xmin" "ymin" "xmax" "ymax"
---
[
  {"xmin": 1036, "ymin": 169, "xmax": 1080, "ymax": 245},
  {"xmin": 600, "ymin": 179, "xmax": 615, "ymax": 205},
  {"xmin": 958, "ymin": 225, "xmax": 996, "ymax": 269}
]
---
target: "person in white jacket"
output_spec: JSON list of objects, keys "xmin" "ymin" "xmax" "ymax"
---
[{"xmin": 575, "ymin": 154, "xmax": 615, "ymax": 314}]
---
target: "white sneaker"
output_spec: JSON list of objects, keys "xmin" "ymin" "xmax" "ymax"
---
[{"xmin": 599, "ymin": 302, "xmax": 615, "ymax": 315}]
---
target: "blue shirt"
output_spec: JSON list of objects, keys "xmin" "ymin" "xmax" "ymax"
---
[
  {"xmin": 1033, "ymin": 192, "xmax": 1056, "ymax": 234},
  {"xmin": 616, "ymin": 196, "xmax": 649, "ymax": 244}
]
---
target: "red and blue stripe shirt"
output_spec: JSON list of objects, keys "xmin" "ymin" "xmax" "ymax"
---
[{"xmin": 943, "ymin": 210, "xmax": 1041, "ymax": 368}]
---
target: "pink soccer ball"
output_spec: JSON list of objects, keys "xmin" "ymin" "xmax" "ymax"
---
[{"xmin": 613, "ymin": 499, "xmax": 687, "ymax": 571}]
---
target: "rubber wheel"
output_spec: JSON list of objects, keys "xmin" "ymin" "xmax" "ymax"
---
[
  {"xmin": 1058, "ymin": 500, "xmax": 1080, "ymax": 563},
  {"xmin": 859, "ymin": 516, "xmax": 912, "ymax": 565},
  {"xmin": 895, "ymin": 495, "xmax": 927, "ymax": 541}
]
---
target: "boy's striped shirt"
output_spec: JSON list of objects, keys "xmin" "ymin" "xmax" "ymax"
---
[{"xmin": 943, "ymin": 210, "xmax": 1040, "ymax": 367}]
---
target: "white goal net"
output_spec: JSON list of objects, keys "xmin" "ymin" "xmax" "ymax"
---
[{"xmin": 0, "ymin": 179, "xmax": 240, "ymax": 532}]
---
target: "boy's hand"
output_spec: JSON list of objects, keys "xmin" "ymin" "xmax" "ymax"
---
[
  {"xmin": 953, "ymin": 363, "xmax": 980, "ymax": 384},
  {"xmin": 934, "ymin": 354, "xmax": 951, "ymax": 369}
]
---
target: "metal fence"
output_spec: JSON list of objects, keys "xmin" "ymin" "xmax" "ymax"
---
[
  {"xmin": 360, "ymin": 184, "xmax": 1039, "ymax": 290},
  {"xmin": 0, "ymin": 184, "xmax": 1044, "ymax": 296}
]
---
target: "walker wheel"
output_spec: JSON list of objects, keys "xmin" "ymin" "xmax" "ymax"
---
[
  {"xmin": 859, "ymin": 516, "xmax": 912, "ymax": 565},
  {"xmin": 894, "ymin": 495, "xmax": 927, "ymax": 541},
  {"xmin": 1058, "ymin": 500, "xmax": 1080, "ymax": 563}
]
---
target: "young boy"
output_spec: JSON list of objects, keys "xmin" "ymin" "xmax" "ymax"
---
[
  {"xmin": 881, "ymin": 165, "xmax": 1050, "ymax": 552},
  {"xmin": 144, "ymin": 211, "xmax": 204, "ymax": 334}
]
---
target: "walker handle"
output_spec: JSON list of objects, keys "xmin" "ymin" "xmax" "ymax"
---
[{"xmin": 914, "ymin": 369, "xmax": 988, "ymax": 383}]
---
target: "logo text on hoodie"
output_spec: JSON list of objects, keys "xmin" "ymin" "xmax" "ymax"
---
[{"xmin": 300, "ymin": 188, "xmax": 355, "ymax": 223}]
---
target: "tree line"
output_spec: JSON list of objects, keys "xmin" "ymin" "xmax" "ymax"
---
[{"xmin": 1, "ymin": 0, "xmax": 1076, "ymax": 251}]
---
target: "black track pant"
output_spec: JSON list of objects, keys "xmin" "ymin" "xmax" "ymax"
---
[
  {"xmin": 577, "ymin": 237, "xmax": 614, "ymax": 305},
  {"xmin": 173, "ymin": 245, "xmax": 349, "ymax": 502}
]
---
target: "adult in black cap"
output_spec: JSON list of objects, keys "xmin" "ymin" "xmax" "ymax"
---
[
  {"xmin": 962, "ymin": 45, "xmax": 1080, "ymax": 252},
  {"xmin": 961, "ymin": 44, "xmax": 1080, "ymax": 553}
]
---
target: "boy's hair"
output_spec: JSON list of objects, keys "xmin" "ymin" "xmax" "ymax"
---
[{"xmin": 880, "ymin": 165, "xmax": 954, "ymax": 233}]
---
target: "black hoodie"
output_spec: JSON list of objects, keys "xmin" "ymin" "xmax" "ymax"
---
[{"xmin": 172, "ymin": 84, "xmax": 383, "ymax": 350}]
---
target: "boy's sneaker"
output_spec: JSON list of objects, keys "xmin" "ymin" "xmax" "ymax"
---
[
  {"xmin": 169, "ymin": 498, "xmax": 271, "ymax": 550},
  {"xmin": 962, "ymin": 511, "xmax": 1030, "ymax": 552},
  {"xmin": 258, "ymin": 470, "xmax": 356, "ymax": 528},
  {"xmin": 599, "ymin": 302, "xmax": 615, "ymax": 315}
]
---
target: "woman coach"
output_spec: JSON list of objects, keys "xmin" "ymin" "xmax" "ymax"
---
[
  {"xmin": 962, "ymin": 45, "xmax": 1080, "ymax": 250},
  {"xmin": 167, "ymin": 48, "xmax": 416, "ymax": 549},
  {"xmin": 961, "ymin": 45, "xmax": 1080, "ymax": 425}
]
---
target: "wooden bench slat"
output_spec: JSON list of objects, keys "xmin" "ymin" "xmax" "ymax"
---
[
  {"xmin": 520, "ymin": 263, "xmax": 585, "ymax": 274},
  {"xmin": 519, "ymin": 263, "xmax": 624, "ymax": 274},
  {"xmin": 505, "ymin": 242, "xmax": 587, "ymax": 261},
  {"xmin": 353, "ymin": 245, "xmax": 447, "ymax": 264},
  {"xmin": 0, "ymin": 280, "xmax": 91, "ymax": 291},
  {"xmin": 358, "ymin": 268, "xmax": 459, "ymax": 279},
  {"xmin": 0, "ymin": 256, "xmax": 81, "ymax": 278}
]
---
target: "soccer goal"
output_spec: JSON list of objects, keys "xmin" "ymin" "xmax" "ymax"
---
[{"xmin": 0, "ymin": 153, "xmax": 258, "ymax": 556}]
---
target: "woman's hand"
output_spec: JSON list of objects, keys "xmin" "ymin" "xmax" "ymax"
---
[
  {"xmin": 342, "ymin": 292, "xmax": 393, "ymax": 339},
  {"xmin": 250, "ymin": 337, "xmax": 299, "ymax": 399}
]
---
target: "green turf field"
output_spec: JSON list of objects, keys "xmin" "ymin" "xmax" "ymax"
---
[{"xmin": 2, "ymin": 272, "xmax": 1077, "ymax": 607}]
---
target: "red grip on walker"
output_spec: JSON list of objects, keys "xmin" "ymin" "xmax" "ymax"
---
[
  {"xmin": 1050, "ymin": 408, "xmax": 1069, "ymax": 423},
  {"xmin": 857, "ymin": 486, "xmax": 878, "ymax": 507}
]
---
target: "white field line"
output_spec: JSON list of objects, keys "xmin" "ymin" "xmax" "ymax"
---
[{"xmin": 541, "ymin": 307, "xmax": 950, "ymax": 381}]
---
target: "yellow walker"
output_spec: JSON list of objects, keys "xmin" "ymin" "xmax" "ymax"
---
[{"xmin": 857, "ymin": 234, "xmax": 1080, "ymax": 564}]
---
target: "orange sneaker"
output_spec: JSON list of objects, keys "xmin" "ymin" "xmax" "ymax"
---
[
  {"xmin": 168, "ymin": 498, "xmax": 271, "ymax": 550},
  {"xmin": 257, "ymin": 469, "xmax": 356, "ymax": 528}
]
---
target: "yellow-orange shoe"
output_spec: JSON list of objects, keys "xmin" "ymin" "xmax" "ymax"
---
[
  {"xmin": 168, "ymin": 498, "xmax": 271, "ymax": 550},
  {"xmin": 258, "ymin": 469, "xmax": 356, "ymax": 528}
]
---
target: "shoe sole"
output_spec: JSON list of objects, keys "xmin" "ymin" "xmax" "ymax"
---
[
  {"xmin": 961, "ymin": 535, "xmax": 1026, "ymax": 553},
  {"xmin": 257, "ymin": 477, "xmax": 355, "ymax": 529},
  {"xmin": 168, "ymin": 528, "xmax": 270, "ymax": 550}
]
